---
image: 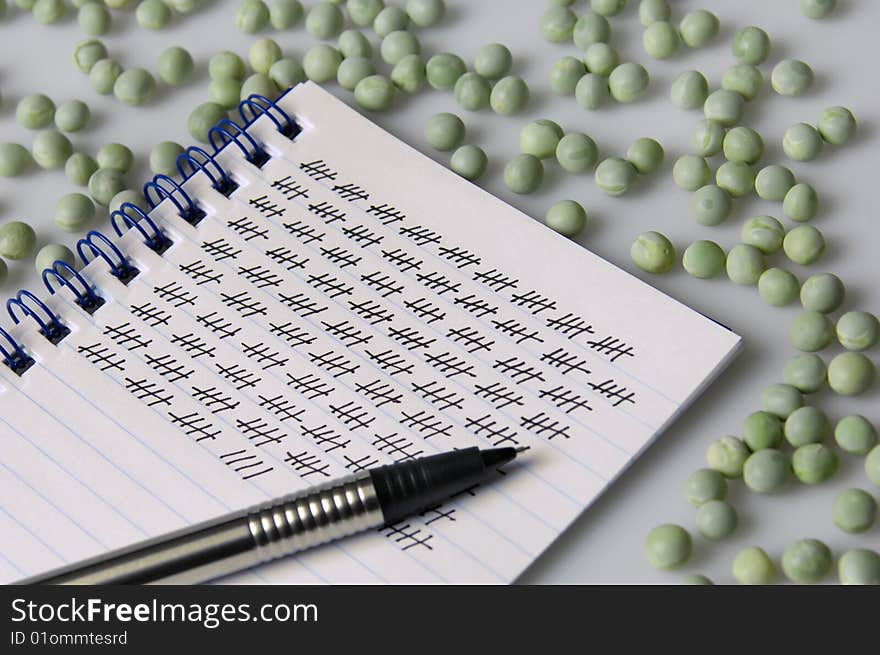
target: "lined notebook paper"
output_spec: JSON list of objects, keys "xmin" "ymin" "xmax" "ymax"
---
[{"xmin": 0, "ymin": 83, "xmax": 740, "ymax": 584}]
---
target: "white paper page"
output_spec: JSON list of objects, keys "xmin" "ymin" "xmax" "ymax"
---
[{"xmin": 0, "ymin": 83, "xmax": 740, "ymax": 584}]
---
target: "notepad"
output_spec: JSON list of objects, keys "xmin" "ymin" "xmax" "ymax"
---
[{"xmin": 0, "ymin": 83, "xmax": 740, "ymax": 584}]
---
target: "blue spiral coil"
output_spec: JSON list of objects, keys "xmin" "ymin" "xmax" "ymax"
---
[
  {"xmin": 111, "ymin": 202, "xmax": 173, "ymax": 254},
  {"xmin": 42, "ymin": 261, "xmax": 106, "ymax": 314},
  {"xmin": 7, "ymin": 290, "xmax": 70, "ymax": 345}
]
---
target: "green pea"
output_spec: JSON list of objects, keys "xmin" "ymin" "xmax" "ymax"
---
[
  {"xmin": 827, "ymin": 352, "xmax": 875, "ymax": 396},
  {"xmin": 90, "ymin": 58, "xmax": 123, "ymax": 95},
  {"xmin": 380, "ymin": 30, "xmax": 420, "ymax": 65},
  {"xmin": 240, "ymin": 72, "xmax": 279, "ymax": 100},
  {"xmin": 449, "ymin": 145, "xmax": 487, "ymax": 181},
  {"xmin": 573, "ymin": 12, "xmax": 610, "ymax": 49},
  {"xmin": 406, "ymin": 0, "xmax": 444, "ymax": 27},
  {"xmin": 503, "ymin": 154, "xmax": 543, "ymax": 194},
  {"xmin": 114, "ymin": 68, "xmax": 156, "ymax": 106},
  {"xmin": 685, "ymin": 468, "xmax": 728, "ymax": 506},
  {"xmin": 670, "ymin": 71, "xmax": 708, "ymax": 110},
  {"xmin": 16, "ymin": 94, "xmax": 55, "ymax": 130},
  {"xmin": 540, "ymin": 6, "xmax": 576, "ymax": 43},
  {"xmin": 833, "ymin": 488, "xmax": 876, "ymax": 534},
  {"xmin": 682, "ymin": 240, "xmax": 725, "ymax": 279},
  {"xmin": 742, "ymin": 411, "xmax": 784, "ymax": 451},
  {"xmin": 784, "ymin": 406, "xmax": 830, "ymax": 446},
  {"xmin": 109, "ymin": 189, "xmax": 145, "ymax": 215},
  {"xmin": 608, "ymin": 62, "xmax": 649, "ymax": 103},
  {"xmin": 520, "ymin": 120, "xmax": 563, "ymax": 159},
  {"xmin": 732, "ymin": 546, "xmax": 776, "ymax": 585},
  {"xmin": 556, "ymin": 133, "xmax": 598, "ymax": 173},
  {"xmin": 95, "ymin": 143, "xmax": 132, "ymax": 174},
  {"xmin": 756, "ymin": 164, "xmax": 795, "ymax": 201},
  {"xmin": 591, "ymin": 0, "xmax": 624, "ymax": 17},
  {"xmin": 781, "ymin": 539, "xmax": 831, "ymax": 584},
  {"xmin": 644, "ymin": 524, "xmax": 691, "ymax": 570},
  {"xmin": 545, "ymin": 200, "xmax": 587, "ymax": 238},
  {"xmin": 597, "ymin": 157, "xmax": 638, "ymax": 197},
  {"xmin": 236, "ymin": 0, "xmax": 270, "ymax": 32},
  {"xmin": 209, "ymin": 51, "xmax": 247, "ymax": 81},
  {"xmin": 696, "ymin": 499, "xmax": 737, "ymax": 540},
  {"xmin": 187, "ymin": 102, "xmax": 226, "ymax": 143},
  {"xmin": 732, "ymin": 26, "xmax": 771, "ymax": 65},
  {"xmin": 771, "ymin": 59, "xmax": 813, "ymax": 96},
  {"xmin": 0, "ymin": 143, "xmax": 32, "ymax": 178},
  {"xmin": 34, "ymin": 244, "xmax": 76, "ymax": 274},
  {"xmin": 799, "ymin": 273, "xmax": 844, "ymax": 314},
  {"xmin": 474, "ymin": 43, "xmax": 512, "ymax": 80},
  {"xmin": 630, "ymin": 230, "xmax": 675, "ymax": 274},
  {"xmin": 166, "ymin": 0, "xmax": 201, "ymax": 12},
  {"xmin": 270, "ymin": 0, "xmax": 303, "ymax": 29},
  {"xmin": 792, "ymin": 443, "xmax": 838, "ymax": 484},
  {"xmin": 758, "ymin": 268, "xmax": 800, "ymax": 307},
  {"xmin": 691, "ymin": 119, "xmax": 724, "ymax": 157},
  {"xmin": 210, "ymin": 77, "xmax": 243, "ymax": 109},
  {"xmin": 800, "ymin": 0, "xmax": 836, "ymax": 18},
  {"xmin": 761, "ymin": 383, "xmax": 803, "ymax": 419},
  {"xmin": 834, "ymin": 416, "xmax": 877, "ymax": 455},
  {"xmin": 740, "ymin": 215, "xmax": 784, "ymax": 254},
  {"xmin": 866, "ymin": 446, "xmax": 880, "ymax": 488},
  {"xmin": 783, "ymin": 123, "xmax": 822, "ymax": 162},
  {"xmin": 269, "ymin": 58, "xmax": 306, "ymax": 89},
  {"xmin": 783, "ymin": 183, "xmax": 819, "ymax": 222},
  {"xmin": 346, "ymin": 0, "xmax": 381, "ymax": 27},
  {"xmin": 303, "ymin": 45, "xmax": 342, "ymax": 83},
  {"xmin": 31, "ymin": 130, "xmax": 72, "ymax": 170},
  {"xmin": 726, "ymin": 244, "xmax": 765, "ymax": 286},
  {"xmin": 13, "ymin": 0, "xmax": 35, "ymax": 7},
  {"xmin": 305, "ymin": 1, "xmax": 343, "ymax": 39},
  {"xmin": 425, "ymin": 112, "xmax": 464, "ymax": 152},
  {"xmin": 489, "ymin": 76, "xmax": 529, "ymax": 115},
  {"xmin": 248, "ymin": 38, "xmax": 282, "ymax": 75},
  {"xmin": 703, "ymin": 89, "xmax": 744, "ymax": 127},
  {"xmin": 837, "ymin": 311, "xmax": 879, "ymax": 351},
  {"xmin": 337, "ymin": 56, "xmax": 375, "ymax": 91},
  {"xmin": 639, "ymin": 0, "xmax": 670, "ymax": 26},
  {"xmin": 672, "ymin": 155, "xmax": 709, "ymax": 191},
  {"xmin": 783, "ymin": 225, "xmax": 825, "ymax": 266},
  {"xmin": 583, "ymin": 42, "xmax": 618, "ymax": 76},
  {"xmin": 680, "ymin": 574, "xmax": 713, "ymax": 585},
  {"xmin": 425, "ymin": 53, "xmax": 465, "ymax": 90},
  {"xmin": 32, "ymin": 0, "xmax": 65, "ymax": 24},
  {"xmin": 53, "ymin": 100, "xmax": 90, "ymax": 134},
  {"xmin": 679, "ymin": 9, "xmax": 718, "ymax": 48},
  {"xmin": 338, "ymin": 29, "xmax": 373, "ymax": 59},
  {"xmin": 715, "ymin": 161, "xmax": 754, "ymax": 197},
  {"xmin": 789, "ymin": 311, "xmax": 834, "ymax": 352},
  {"xmin": 549, "ymin": 56, "xmax": 586, "ymax": 96},
  {"xmin": 64, "ymin": 152, "xmax": 97, "ymax": 187},
  {"xmin": 353, "ymin": 75, "xmax": 395, "ymax": 111},
  {"xmin": 689, "ymin": 185, "xmax": 731, "ymax": 227},
  {"xmin": 626, "ymin": 137, "xmax": 663, "ymax": 174},
  {"xmin": 721, "ymin": 64, "xmax": 764, "ymax": 101},
  {"xmin": 136, "ymin": 0, "xmax": 171, "ymax": 29},
  {"xmin": 73, "ymin": 39, "xmax": 108, "ymax": 74},
  {"xmin": 0, "ymin": 221, "xmax": 37, "ymax": 260},
  {"xmin": 149, "ymin": 141, "xmax": 184, "ymax": 177},
  {"xmin": 78, "ymin": 1, "xmax": 111, "ymax": 35},
  {"xmin": 783, "ymin": 353, "xmax": 826, "ymax": 394},
  {"xmin": 723, "ymin": 127, "xmax": 764, "ymax": 165},
  {"xmin": 642, "ymin": 21, "xmax": 679, "ymax": 59},
  {"xmin": 574, "ymin": 73, "xmax": 609, "ymax": 110},
  {"xmin": 838, "ymin": 549, "xmax": 880, "ymax": 585},
  {"xmin": 817, "ymin": 106, "xmax": 856, "ymax": 145},
  {"xmin": 0, "ymin": 257, "xmax": 7, "ymax": 288},
  {"xmin": 373, "ymin": 6, "xmax": 408, "ymax": 38},
  {"xmin": 453, "ymin": 72, "xmax": 491, "ymax": 111},
  {"xmin": 87, "ymin": 168, "xmax": 125, "ymax": 206}
]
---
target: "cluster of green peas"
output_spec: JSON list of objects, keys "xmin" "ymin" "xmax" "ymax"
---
[{"xmin": 2, "ymin": 0, "xmax": 204, "ymax": 29}]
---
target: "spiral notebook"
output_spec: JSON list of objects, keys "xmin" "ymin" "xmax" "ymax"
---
[{"xmin": 0, "ymin": 82, "xmax": 740, "ymax": 584}]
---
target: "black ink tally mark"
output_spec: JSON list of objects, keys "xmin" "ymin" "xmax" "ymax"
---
[
  {"xmin": 381, "ymin": 248, "xmax": 422, "ymax": 273},
  {"xmin": 453, "ymin": 293, "xmax": 498, "ymax": 318},
  {"xmin": 473, "ymin": 381, "xmax": 524, "ymax": 409},
  {"xmin": 284, "ymin": 450, "xmax": 331, "ymax": 478},
  {"xmin": 343, "ymin": 453, "xmax": 380, "ymax": 473},
  {"xmin": 398, "ymin": 224, "xmax": 441, "ymax": 247},
  {"xmin": 329, "ymin": 400, "xmax": 375, "ymax": 430},
  {"xmin": 446, "ymin": 326, "xmax": 494, "ymax": 353},
  {"xmin": 365, "ymin": 349, "xmax": 413, "ymax": 376},
  {"xmin": 269, "ymin": 321, "xmax": 317, "ymax": 347},
  {"xmin": 419, "ymin": 505, "xmax": 457, "ymax": 526},
  {"xmin": 202, "ymin": 238, "xmax": 242, "ymax": 262},
  {"xmin": 472, "ymin": 268, "xmax": 519, "ymax": 293},
  {"xmin": 308, "ymin": 350, "xmax": 360, "ymax": 378},
  {"xmin": 341, "ymin": 223, "xmax": 383, "ymax": 248},
  {"xmin": 283, "ymin": 220, "xmax": 324, "ymax": 245},
  {"xmin": 265, "ymin": 246, "xmax": 309, "ymax": 271},
  {"xmin": 285, "ymin": 372, "xmax": 334, "ymax": 399},
  {"xmin": 299, "ymin": 159, "xmax": 337, "ymax": 182},
  {"xmin": 152, "ymin": 282, "xmax": 197, "ymax": 308},
  {"xmin": 415, "ymin": 270, "xmax": 460, "ymax": 296},
  {"xmin": 190, "ymin": 385, "xmax": 240, "ymax": 414},
  {"xmin": 278, "ymin": 292, "xmax": 328, "ymax": 318},
  {"xmin": 77, "ymin": 342, "xmax": 125, "ymax": 372},
  {"xmin": 237, "ymin": 417, "xmax": 285, "ymax": 447},
  {"xmin": 196, "ymin": 311, "xmax": 241, "ymax": 339},
  {"xmin": 321, "ymin": 319, "xmax": 373, "ymax": 347},
  {"xmin": 332, "ymin": 182, "xmax": 369, "ymax": 202},
  {"xmin": 410, "ymin": 380, "xmax": 464, "ymax": 411},
  {"xmin": 366, "ymin": 203, "xmax": 405, "ymax": 226},
  {"xmin": 302, "ymin": 424, "xmax": 350, "ymax": 453},
  {"xmin": 130, "ymin": 301, "xmax": 172, "ymax": 327},
  {"xmin": 229, "ymin": 215, "xmax": 269, "ymax": 241},
  {"xmin": 247, "ymin": 195, "xmax": 285, "ymax": 220},
  {"xmin": 220, "ymin": 290, "xmax": 267, "ymax": 318},
  {"xmin": 438, "ymin": 245, "xmax": 481, "ymax": 269},
  {"xmin": 372, "ymin": 432, "xmax": 424, "ymax": 461},
  {"xmin": 423, "ymin": 351, "xmax": 476, "ymax": 379},
  {"xmin": 215, "ymin": 362, "xmax": 260, "ymax": 390},
  {"xmin": 464, "ymin": 414, "xmax": 520, "ymax": 447},
  {"xmin": 510, "ymin": 289, "xmax": 557, "ymax": 315},
  {"xmin": 399, "ymin": 410, "xmax": 454, "ymax": 439},
  {"xmin": 587, "ymin": 335, "xmax": 636, "ymax": 362},
  {"xmin": 145, "ymin": 352, "xmax": 194, "ymax": 383},
  {"xmin": 493, "ymin": 357, "xmax": 546, "ymax": 384},
  {"xmin": 168, "ymin": 411, "xmax": 221, "ymax": 441},
  {"xmin": 520, "ymin": 412, "xmax": 571, "ymax": 440},
  {"xmin": 124, "ymin": 377, "xmax": 173, "ymax": 407},
  {"xmin": 360, "ymin": 271, "xmax": 404, "ymax": 298},
  {"xmin": 540, "ymin": 347, "xmax": 591, "ymax": 376},
  {"xmin": 171, "ymin": 333, "xmax": 215, "ymax": 358},
  {"xmin": 387, "ymin": 325, "xmax": 436, "ymax": 351},
  {"xmin": 307, "ymin": 272, "xmax": 354, "ymax": 298},
  {"xmin": 308, "ymin": 200, "xmax": 346, "ymax": 224},
  {"xmin": 546, "ymin": 312, "xmax": 595, "ymax": 340},
  {"xmin": 538, "ymin": 385, "xmax": 593, "ymax": 415},
  {"xmin": 258, "ymin": 394, "xmax": 305, "ymax": 423},
  {"xmin": 589, "ymin": 378, "xmax": 637, "ymax": 407},
  {"xmin": 382, "ymin": 523, "xmax": 433, "ymax": 551},
  {"xmin": 179, "ymin": 260, "xmax": 223, "ymax": 286},
  {"xmin": 320, "ymin": 245, "xmax": 361, "ymax": 268},
  {"xmin": 348, "ymin": 298, "xmax": 394, "ymax": 325},
  {"xmin": 221, "ymin": 449, "xmax": 273, "ymax": 480},
  {"xmin": 355, "ymin": 378, "xmax": 403, "ymax": 408},
  {"xmin": 404, "ymin": 297, "xmax": 445, "ymax": 324},
  {"xmin": 238, "ymin": 264, "xmax": 283, "ymax": 289},
  {"xmin": 103, "ymin": 322, "xmax": 152, "ymax": 351},
  {"xmin": 241, "ymin": 341, "xmax": 289, "ymax": 370},
  {"xmin": 490, "ymin": 317, "xmax": 544, "ymax": 345},
  {"xmin": 271, "ymin": 175, "xmax": 309, "ymax": 200}
]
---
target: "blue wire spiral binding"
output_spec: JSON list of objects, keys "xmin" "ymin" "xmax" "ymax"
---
[
  {"xmin": 111, "ymin": 202, "xmax": 173, "ymax": 254},
  {"xmin": 143, "ymin": 173, "xmax": 207, "ymax": 226},
  {"xmin": 77, "ymin": 230, "xmax": 140, "ymax": 285},
  {"xmin": 175, "ymin": 146, "xmax": 238, "ymax": 197},
  {"xmin": 238, "ymin": 93, "xmax": 302, "ymax": 139},
  {"xmin": 0, "ymin": 325, "xmax": 34, "ymax": 376},
  {"xmin": 42, "ymin": 261, "xmax": 106, "ymax": 314},
  {"xmin": 208, "ymin": 118, "xmax": 271, "ymax": 168},
  {"xmin": 7, "ymin": 290, "xmax": 71, "ymax": 345}
]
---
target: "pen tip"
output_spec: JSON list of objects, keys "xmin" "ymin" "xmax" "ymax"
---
[{"xmin": 514, "ymin": 446, "xmax": 528, "ymax": 454}]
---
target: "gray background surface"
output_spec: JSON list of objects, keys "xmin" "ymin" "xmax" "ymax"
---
[{"xmin": 0, "ymin": 0, "xmax": 877, "ymax": 584}]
